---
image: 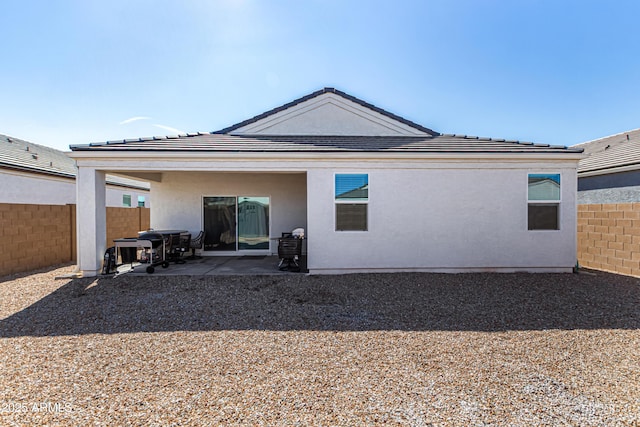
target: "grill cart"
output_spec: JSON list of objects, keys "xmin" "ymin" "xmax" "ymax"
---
[{"xmin": 110, "ymin": 232, "xmax": 168, "ymax": 274}]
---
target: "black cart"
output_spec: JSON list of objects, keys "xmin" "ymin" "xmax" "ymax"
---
[{"xmin": 277, "ymin": 231, "xmax": 303, "ymax": 272}]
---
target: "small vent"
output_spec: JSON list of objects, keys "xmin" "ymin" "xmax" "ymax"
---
[
  {"xmin": 25, "ymin": 146, "xmax": 29, "ymax": 151},
  {"xmin": 32, "ymin": 153, "xmax": 38, "ymax": 160}
]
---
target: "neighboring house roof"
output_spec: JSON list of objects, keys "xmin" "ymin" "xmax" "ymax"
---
[
  {"xmin": 575, "ymin": 128, "xmax": 640, "ymax": 175},
  {"xmin": 69, "ymin": 88, "xmax": 582, "ymax": 156},
  {"xmin": 0, "ymin": 134, "xmax": 150, "ymax": 190}
]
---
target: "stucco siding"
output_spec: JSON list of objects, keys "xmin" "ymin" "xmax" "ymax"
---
[
  {"xmin": 150, "ymin": 172, "xmax": 307, "ymax": 253},
  {"xmin": 0, "ymin": 169, "xmax": 149, "ymax": 207},
  {"xmin": 105, "ymin": 187, "xmax": 150, "ymax": 208},
  {"xmin": 0, "ymin": 170, "xmax": 77, "ymax": 205},
  {"xmin": 307, "ymin": 164, "xmax": 578, "ymax": 273},
  {"xmin": 578, "ymin": 186, "xmax": 640, "ymax": 204}
]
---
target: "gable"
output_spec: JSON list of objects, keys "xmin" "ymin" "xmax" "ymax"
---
[{"xmin": 229, "ymin": 92, "xmax": 431, "ymax": 137}]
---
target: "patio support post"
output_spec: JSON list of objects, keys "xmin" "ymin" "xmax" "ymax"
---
[{"xmin": 76, "ymin": 167, "xmax": 106, "ymax": 277}]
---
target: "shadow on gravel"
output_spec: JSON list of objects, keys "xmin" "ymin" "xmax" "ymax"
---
[{"xmin": 1, "ymin": 271, "xmax": 639, "ymax": 337}]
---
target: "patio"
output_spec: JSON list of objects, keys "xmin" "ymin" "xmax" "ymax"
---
[{"xmin": 116, "ymin": 255, "xmax": 308, "ymax": 276}]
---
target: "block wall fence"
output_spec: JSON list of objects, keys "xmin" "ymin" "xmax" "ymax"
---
[
  {"xmin": 0, "ymin": 204, "xmax": 150, "ymax": 277},
  {"xmin": 577, "ymin": 203, "xmax": 640, "ymax": 277},
  {"xmin": 3, "ymin": 202, "xmax": 638, "ymax": 278}
]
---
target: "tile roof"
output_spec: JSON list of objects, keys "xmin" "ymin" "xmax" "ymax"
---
[
  {"xmin": 0, "ymin": 134, "xmax": 150, "ymax": 190},
  {"xmin": 69, "ymin": 88, "xmax": 582, "ymax": 156},
  {"xmin": 575, "ymin": 128, "xmax": 640, "ymax": 174},
  {"xmin": 71, "ymin": 133, "xmax": 581, "ymax": 154},
  {"xmin": 0, "ymin": 134, "xmax": 76, "ymax": 178}
]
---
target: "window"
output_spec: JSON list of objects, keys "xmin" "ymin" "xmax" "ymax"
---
[
  {"xmin": 335, "ymin": 174, "xmax": 368, "ymax": 231},
  {"xmin": 528, "ymin": 174, "xmax": 560, "ymax": 230},
  {"xmin": 122, "ymin": 194, "xmax": 132, "ymax": 207},
  {"xmin": 137, "ymin": 196, "xmax": 146, "ymax": 207}
]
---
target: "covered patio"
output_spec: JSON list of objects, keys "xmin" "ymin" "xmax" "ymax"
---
[{"xmin": 72, "ymin": 166, "xmax": 308, "ymax": 277}]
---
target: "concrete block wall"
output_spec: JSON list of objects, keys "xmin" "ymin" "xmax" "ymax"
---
[
  {"xmin": 0, "ymin": 204, "xmax": 73, "ymax": 276},
  {"xmin": 106, "ymin": 206, "xmax": 151, "ymax": 247},
  {"xmin": 0, "ymin": 204, "xmax": 150, "ymax": 277},
  {"xmin": 577, "ymin": 203, "xmax": 640, "ymax": 277}
]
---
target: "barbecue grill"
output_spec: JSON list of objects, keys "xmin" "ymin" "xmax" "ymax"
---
[
  {"xmin": 107, "ymin": 232, "xmax": 169, "ymax": 275},
  {"xmin": 137, "ymin": 232, "xmax": 169, "ymax": 273},
  {"xmin": 277, "ymin": 228, "xmax": 304, "ymax": 272}
]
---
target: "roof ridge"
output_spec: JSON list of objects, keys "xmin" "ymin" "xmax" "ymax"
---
[{"xmin": 213, "ymin": 87, "xmax": 440, "ymax": 136}]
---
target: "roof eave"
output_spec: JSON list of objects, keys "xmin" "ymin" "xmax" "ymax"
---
[
  {"xmin": 578, "ymin": 162, "xmax": 640, "ymax": 177},
  {"xmin": 68, "ymin": 150, "xmax": 585, "ymax": 162}
]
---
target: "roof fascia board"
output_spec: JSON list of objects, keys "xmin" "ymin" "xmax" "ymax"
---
[
  {"xmin": 69, "ymin": 150, "xmax": 585, "ymax": 162},
  {"xmin": 0, "ymin": 163, "xmax": 76, "ymax": 180},
  {"xmin": 578, "ymin": 163, "xmax": 640, "ymax": 177}
]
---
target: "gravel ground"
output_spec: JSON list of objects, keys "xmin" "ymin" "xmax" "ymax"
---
[{"xmin": 1, "ymin": 265, "xmax": 639, "ymax": 426}]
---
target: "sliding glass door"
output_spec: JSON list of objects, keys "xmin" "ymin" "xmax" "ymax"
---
[
  {"xmin": 203, "ymin": 197, "xmax": 237, "ymax": 251},
  {"xmin": 203, "ymin": 196, "xmax": 270, "ymax": 252}
]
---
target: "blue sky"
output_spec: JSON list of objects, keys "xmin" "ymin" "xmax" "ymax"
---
[{"xmin": 1, "ymin": 0, "xmax": 639, "ymax": 151}]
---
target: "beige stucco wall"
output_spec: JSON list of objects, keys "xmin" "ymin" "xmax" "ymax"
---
[
  {"xmin": 70, "ymin": 154, "xmax": 580, "ymax": 276},
  {"xmin": 307, "ymin": 161, "xmax": 578, "ymax": 273}
]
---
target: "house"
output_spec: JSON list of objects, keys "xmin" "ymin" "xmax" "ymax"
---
[
  {"xmin": 573, "ymin": 129, "xmax": 640, "ymax": 278},
  {"xmin": 0, "ymin": 134, "xmax": 150, "ymax": 207},
  {"xmin": 68, "ymin": 88, "xmax": 584, "ymax": 277},
  {"xmin": 574, "ymin": 128, "xmax": 640, "ymax": 204}
]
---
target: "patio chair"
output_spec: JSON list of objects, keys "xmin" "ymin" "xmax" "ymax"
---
[
  {"xmin": 178, "ymin": 232, "xmax": 191, "ymax": 259},
  {"xmin": 166, "ymin": 233, "xmax": 186, "ymax": 264},
  {"xmin": 187, "ymin": 231, "xmax": 205, "ymax": 260}
]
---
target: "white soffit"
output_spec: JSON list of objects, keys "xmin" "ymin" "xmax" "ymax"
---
[{"xmin": 230, "ymin": 93, "xmax": 429, "ymax": 136}]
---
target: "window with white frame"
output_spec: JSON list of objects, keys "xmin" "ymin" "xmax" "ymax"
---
[
  {"xmin": 137, "ymin": 196, "xmax": 145, "ymax": 207},
  {"xmin": 335, "ymin": 174, "xmax": 368, "ymax": 231},
  {"xmin": 528, "ymin": 173, "xmax": 560, "ymax": 230},
  {"xmin": 122, "ymin": 194, "xmax": 132, "ymax": 207}
]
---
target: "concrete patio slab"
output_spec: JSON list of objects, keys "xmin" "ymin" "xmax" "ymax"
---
[{"xmin": 115, "ymin": 256, "xmax": 307, "ymax": 276}]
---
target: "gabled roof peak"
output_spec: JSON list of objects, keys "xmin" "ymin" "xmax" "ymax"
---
[{"xmin": 214, "ymin": 87, "xmax": 439, "ymax": 136}]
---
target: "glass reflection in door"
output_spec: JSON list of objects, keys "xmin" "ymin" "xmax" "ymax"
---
[
  {"xmin": 238, "ymin": 197, "xmax": 269, "ymax": 250},
  {"xmin": 203, "ymin": 197, "xmax": 236, "ymax": 251}
]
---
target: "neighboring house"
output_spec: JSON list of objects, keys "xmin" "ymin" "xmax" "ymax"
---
[
  {"xmin": 0, "ymin": 134, "xmax": 150, "ymax": 207},
  {"xmin": 575, "ymin": 128, "xmax": 640, "ymax": 204},
  {"xmin": 69, "ymin": 87, "xmax": 583, "ymax": 277}
]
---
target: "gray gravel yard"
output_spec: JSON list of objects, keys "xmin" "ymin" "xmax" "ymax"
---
[{"xmin": 1, "ymin": 265, "xmax": 639, "ymax": 426}]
